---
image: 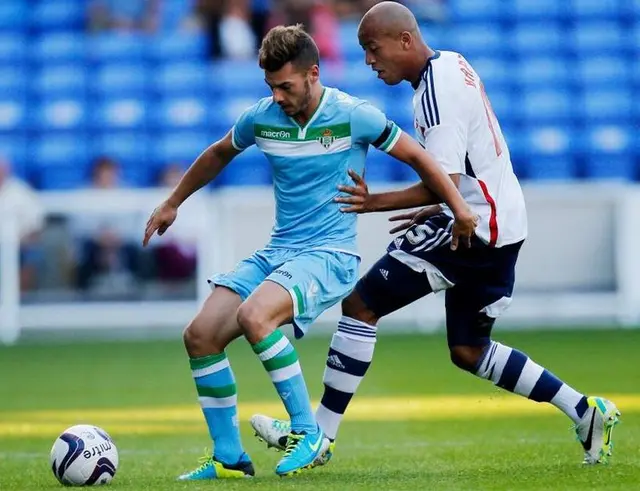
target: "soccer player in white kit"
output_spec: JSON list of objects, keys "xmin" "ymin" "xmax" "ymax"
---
[{"xmin": 251, "ymin": 1, "xmax": 620, "ymax": 467}]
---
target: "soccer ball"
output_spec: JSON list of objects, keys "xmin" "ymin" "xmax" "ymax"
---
[{"xmin": 50, "ymin": 424, "xmax": 119, "ymax": 486}]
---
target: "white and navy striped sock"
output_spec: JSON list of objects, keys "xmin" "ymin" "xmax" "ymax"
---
[
  {"xmin": 315, "ymin": 316, "xmax": 376, "ymax": 440},
  {"xmin": 476, "ymin": 341, "xmax": 589, "ymax": 423}
]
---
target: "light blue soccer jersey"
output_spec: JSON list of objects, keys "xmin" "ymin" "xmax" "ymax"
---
[{"xmin": 231, "ymin": 87, "xmax": 401, "ymax": 254}]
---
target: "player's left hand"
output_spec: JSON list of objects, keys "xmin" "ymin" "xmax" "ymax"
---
[
  {"xmin": 451, "ymin": 209, "xmax": 478, "ymax": 251},
  {"xmin": 335, "ymin": 169, "xmax": 373, "ymax": 213}
]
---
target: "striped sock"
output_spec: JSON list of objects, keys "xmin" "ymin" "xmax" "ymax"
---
[
  {"xmin": 475, "ymin": 341, "xmax": 589, "ymax": 423},
  {"xmin": 190, "ymin": 352, "xmax": 245, "ymax": 465},
  {"xmin": 252, "ymin": 330, "xmax": 317, "ymax": 434},
  {"xmin": 316, "ymin": 317, "xmax": 376, "ymax": 440}
]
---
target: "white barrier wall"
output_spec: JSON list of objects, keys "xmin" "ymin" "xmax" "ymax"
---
[{"xmin": 1, "ymin": 182, "xmax": 639, "ymax": 344}]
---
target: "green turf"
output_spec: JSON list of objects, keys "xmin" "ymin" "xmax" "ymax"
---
[{"xmin": 1, "ymin": 328, "xmax": 638, "ymax": 490}]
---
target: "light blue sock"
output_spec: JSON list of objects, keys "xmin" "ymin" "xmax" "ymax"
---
[
  {"xmin": 252, "ymin": 330, "xmax": 317, "ymax": 434},
  {"xmin": 190, "ymin": 352, "xmax": 246, "ymax": 464}
]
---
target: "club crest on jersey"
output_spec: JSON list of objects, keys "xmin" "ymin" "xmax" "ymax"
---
[{"xmin": 318, "ymin": 128, "xmax": 335, "ymax": 149}]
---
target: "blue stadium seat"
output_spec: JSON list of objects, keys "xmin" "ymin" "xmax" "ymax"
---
[
  {"xmin": 577, "ymin": 57, "xmax": 629, "ymax": 88},
  {"xmin": 30, "ymin": 33, "xmax": 86, "ymax": 62},
  {"xmin": 153, "ymin": 132, "xmax": 211, "ymax": 164},
  {"xmin": 149, "ymin": 33, "xmax": 207, "ymax": 62},
  {"xmin": 38, "ymin": 165, "xmax": 87, "ymax": 190},
  {"xmin": 30, "ymin": 0, "xmax": 84, "ymax": 31},
  {"xmin": 218, "ymin": 97, "xmax": 257, "ymax": 129},
  {"xmin": 213, "ymin": 60, "xmax": 267, "ymax": 95},
  {"xmin": 32, "ymin": 65, "xmax": 87, "ymax": 97},
  {"xmin": 449, "ymin": 0, "xmax": 505, "ymax": 22},
  {"xmin": 630, "ymin": 0, "xmax": 640, "ymax": 18},
  {"xmin": 580, "ymin": 90, "xmax": 632, "ymax": 122},
  {"xmin": 570, "ymin": 23, "xmax": 627, "ymax": 53},
  {"xmin": 89, "ymin": 34, "xmax": 147, "ymax": 63},
  {"xmin": 0, "ymin": 1, "xmax": 27, "ymax": 31},
  {"xmin": 632, "ymin": 23, "xmax": 640, "ymax": 53},
  {"xmin": 0, "ymin": 135, "xmax": 27, "ymax": 175},
  {"xmin": 449, "ymin": 25, "xmax": 505, "ymax": 58},
  {"xmin": 0, "ymin": 34, "xmax": 26, "ymax": 64},
  {"xmin": 0, "ymin": 67, "xmax": 26, "ymax": 97},
  {"xmin": 0, "ymin": 99, "xmax": 25, "ymax": 132},
  {"xmin": 154, "ymin": 62, "xmax": 211, "ymax": 96},
  {"xmin": 485, "ymin": 90, "xmax": 514, "ymax": 125},
  {"xmin": 516, "ymin": 57, "xmax": 571, "ymax": 89},
  {"xmin": 583, "ymin": 126, "xmax": 635, "ymax": 180},
  {"xmin": 523, "ymin": 126, "xmax": 579, "ymax": 180},
  {"xmin": 509, "ymin": 0, "xmax": 568, "ymax": 20},
  {"xmin": 92, "ymin": 99, "xmax": 147, "ymax": 130},
  {"xmin": 520, "ymin": 90, "xmax": 574, "ymax": 123},
  {"xmin": 511, "ymin": 24, "xmax": 564, "ymax": 55},
  {"xmin": 334, "ymin": 63, "xmax": 380, "ymax": 94},
  {"xmin": 93, "ymin": 64, "xmax": 148, "ymax": 97},
  {"xmin": 363, "ymin": 152, "xmax": 397, "ymax": 183},
  {"xmin": 32, "ymin": 99, "xmax": 87, "ymax": 131},
  {"xmin": 32, "ymin": 135, "xmax": 89, "ymax": 168},
  {"xmin": 472, "ymin": 58, "xmax": 510, "ymax": 91},
  {"xmin": 217, "ymin": 147, "xmax": 271, "ymax": 187},
  {"xmin": 570, "ymin": 0, "xmax": 622, "ymax": 19},
  {"xmin": 152, "ymin": 97, "xmax": 209, "ymax": 130},
  {"xmin": 338, "ymin": 21, "xmax": 361, "ymax": 61},
  {"xmin": 525, "ymin": 157, "xmax": 578, "ymax": 180},
  {"xmin": 160, "ymin": 0, "xmax": 195, "ymax": 32},
  {"xmin": 93, "ymin": 132, "xmax": 149, "ymax": 166}
]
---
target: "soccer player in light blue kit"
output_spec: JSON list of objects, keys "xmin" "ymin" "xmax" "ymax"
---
[{"xmin": 143, "ymin": 24, "xmax": 477, "ymax": 480}]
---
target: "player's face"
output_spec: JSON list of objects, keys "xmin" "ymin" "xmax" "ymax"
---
[
  {"xmin": 265, "ymin": 62, "xmax": 318, "ymax": 118},
  {"xmin": 358, "ymin": 27, "xmax": 410, "ymax": 86}
]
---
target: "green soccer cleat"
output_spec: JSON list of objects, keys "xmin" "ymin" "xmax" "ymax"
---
[
  {"xmin": 177, "ymin": 450, "xmax": 254, "ymax": 480},
  {"xmin": 574, "ymin": 396, "xmax": 621, "ymax": 464}
]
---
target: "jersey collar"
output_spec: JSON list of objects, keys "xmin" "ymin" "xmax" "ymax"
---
[{"xmin": 411, "ymin": 50, "xmax": 441, "ymax": 90}]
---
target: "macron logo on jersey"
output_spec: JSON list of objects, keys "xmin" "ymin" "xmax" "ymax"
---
[{"xmin": 260, "ymin": 129, "xmax": 292, "ymax": 140}]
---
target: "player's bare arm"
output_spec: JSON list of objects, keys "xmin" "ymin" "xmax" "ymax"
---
[{"xmin": 143, "ymin": 131, "xmax": 240, "ymax": 247}]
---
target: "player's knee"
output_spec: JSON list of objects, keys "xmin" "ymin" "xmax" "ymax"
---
[
  {"xmin": 236, "ymin": 301, "xmax": 270, "ymax": 341},
  {"xmin": 341, "ymin": 291, "xmax": 378, "ymax": 325},
  {"xmin": 449, "ymin": 345, "xmax": 485, "ymax": 372},
  {"xmin": 183, "ymin": 317, "xmax": 215, "ymax": 357}
]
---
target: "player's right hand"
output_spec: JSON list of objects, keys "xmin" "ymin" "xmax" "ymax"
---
[
  {"xmin": 451, "ymin": 210, "xmax": 478, "ymax": 251},
  {"xmin": 143, "ymin": 201, "xmax": 178, "ymax": 247}
]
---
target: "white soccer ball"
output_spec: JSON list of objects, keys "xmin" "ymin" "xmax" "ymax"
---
[{"xmin": 50, "ymin": 424, "xmax": 119, "ymax": 486}]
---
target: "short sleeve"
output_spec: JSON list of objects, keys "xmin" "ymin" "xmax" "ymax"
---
[
  {"xmin": 231, "ymin": 103, "xmax": 259, "ymax": 151},
  {"xmin": 351, "ymin": 102, "xmax": 402, "ymax": 153}
]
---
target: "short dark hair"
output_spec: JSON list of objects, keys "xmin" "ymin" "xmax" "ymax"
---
[{"xmin": 258, "ymin": 24, "xmax": 319, "ymax": 72}]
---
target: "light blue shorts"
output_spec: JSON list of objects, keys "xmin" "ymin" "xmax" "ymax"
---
[{"xmin": 209, "ymin": 248, "xmax": 360, "ymax": 338}]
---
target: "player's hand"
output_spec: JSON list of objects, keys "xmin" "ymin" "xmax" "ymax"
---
[
  {"xmin": 335, "ymin": 169, "xmax": 374, "ymax": 213},
  {"xmin": 388, "ymin": 205, "xmax": 443, "ymax": 234},
  {"xmin": 143, "ymin": 201, "xmax": 178, "ymax": 247},
  {"xmin": 451, "ymin": 209, "xmax": 478, "ymax": 251}
]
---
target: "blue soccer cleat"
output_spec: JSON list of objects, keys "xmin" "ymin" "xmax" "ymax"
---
[
  {"xmin": 177, "ymin": 450, "xmax": 254, "ymax": 481},
  {"xmin": 275, "ymin": 426, "xmax": 330, "ymax": 476}
]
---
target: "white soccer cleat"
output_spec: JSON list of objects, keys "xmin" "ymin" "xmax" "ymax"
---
[
  {"xmin": 574, "ymin": 396, "xmax": 621, "ymax": 464},
  {"xmin": 250, "ymin": 414, "xmax": 335, "ymax": 467}
]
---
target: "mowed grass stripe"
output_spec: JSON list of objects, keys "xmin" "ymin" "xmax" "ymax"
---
[{"xmin": 1, "ymin": 393, "xmax": 638, "ymax": 437}]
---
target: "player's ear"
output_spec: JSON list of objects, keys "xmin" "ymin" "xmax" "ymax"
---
[
  {"xmin": 308, "ymin": 65, "xmax": 320, "ymax": 83},
  {"xmin": 400, "ymin": 31, "xmax": 412, "ymax": 50}
]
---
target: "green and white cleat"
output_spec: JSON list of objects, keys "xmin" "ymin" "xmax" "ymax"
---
[
  {"xmin": 574, "ymin": 396, "xmax": 621, "ymax": 464},
  {"xmin": 250, "ymin": 414, "xmax": 335, "ymax": 467}
]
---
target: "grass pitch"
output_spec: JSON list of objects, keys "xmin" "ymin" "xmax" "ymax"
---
[{"xmin": 1, "ymin": 328, "xmax": 638, "ymax": 490}]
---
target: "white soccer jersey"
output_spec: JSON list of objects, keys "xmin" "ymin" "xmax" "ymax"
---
[{"xmin": 412, "ymin": 50, "xmax": 528, "ymax": 247}]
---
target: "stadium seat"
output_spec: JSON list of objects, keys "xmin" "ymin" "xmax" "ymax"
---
[
  {"xmin": 471, "ymin": 58, "xmax": 510, "ymax": 91},
  {"xmin": 37, "ymin": 165, "xmax": 87, "ymax": 190},
  {"xmin": 0, "ymin": 66, "xmax": 26, "ymax": 97},
  {"xmin": 92, "ymin": 64, "xmax": 148, "ymax": 97},
  {"xmin": 0, "ymin": 135, "xmax": 27, "ymax": 176},
  {"xmin": 484, "ymin": 90, "xmax": 514, "ymax": 125},
  {"xmin": 153, "ymin": 132, "xmax": 211, "ymax": 164},
  {"xmin": 362, "ymin": 151, "xmax": 397, "ymax": 183},
  {"xmin": 524, "ymin": 157, "xmax": 578, "ymax": 180},
  {"xmin": 520, "ymin": 90, "xmax": 575, "ymax": 123},
  {"xmin": 449, "ymin": 0, "xmax": 505, "ymax": 22},
  {"xmin": 632, "ymin": 23, "xmax": 640, "ymax": 54},
  {"xmin": 217, "ymin": 147, "xmax": 272, "ymax": 187},
  {"xmin": 523, "ymin": 127, "xmax": 579, "ymax": 180},
  {"xmin": 92, "ymin": 99, "xmax": 147, "ymax": 131},
  {"xmin": 515, "ymin": 57, "xmax": 571, "ymax": 89},
  {"xmin": 0, "ymin": 1, "xmax": 27, "ymax": 31},
  {"xmin": 577, "ymin": 56, "xmax": 629, "ymax": 88},
  {"xmin": 154, "ymin": 62, "xmax": 211, "ymax": 96},
  {"xmin": 218, "ymin": 97, "xmax": 257, "ymax": 129},
  {"xmin": 570, "ymin": 0, "xmax": 622, "ymax": 19},
  {"xmin": 0, "ymin": 34, "xmax": 26, "ymax": 64},
  {"xmin": 159, "ymin": 0, "xmax": 195, "ymax": 32},
  {"xmin": 580, "ymin": 90, "xmax": 632, "ymax": 122},
  {"xmin": 570, "ymin": 23, "xmax": 627, "ymax": 54},
  {"xmin": 583, "ymin": 126, "xmax": 635, "ymax": 180},
  {"xmin": 0, "ymin": 99, "xmax": 25, "ymax": 132},
  {"xmin": 30, "ymin": 33, "xmax": 86, "ymax": 63},
  {"xmin": 213, "ymin": 60, "xmax": 267, "ymax": 95},
  {"xmin": 149, "ymin": 33, "xmax": 207, "ymax": 62},
  {"xmin": 32, "ymin": 134, "xmax": 89, "ymax": 168},
  {"xmin": 449, "ymin": 25, "xmax": 505, "ymax": 58},
  {"xmin": 89, "ymin": 34, "xmax": 147, "ymax": 63},
  {"xmin": 511, "ymin": 24, "xmax": 564, "ymax": 55},
  {"xmin": 338, "ymin": 21, "xmax": 361, "ymax": 61},
  {"xmin": 509, "ymin": 0, "xmax": 568, "ymax": 20},
  {"xmin": 93, "ymin": 132, "xmax": 149, "ymax": 166},
  {"xmin": 32, "ymin": 99, "xmax": 87, "ymax": 131},
  {"xmin": 32, "ymin": 65, "xmax": 87, "ymax": 98},
  {"xmin": 30, "ymin": 0, "xmax": 84, "ymax": 31},
  {"xmin": 151, "ymin": 97, "xmax": 209, "ymax": 130}
]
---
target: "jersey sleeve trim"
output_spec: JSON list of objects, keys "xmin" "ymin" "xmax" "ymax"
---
[
  {"xmin": 230, "ymin": 126, "xmax": 245, "ymax": 151},
  {"xmin": 373, "ymin": 121, "xmax": 402, "ymax": 153}
]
